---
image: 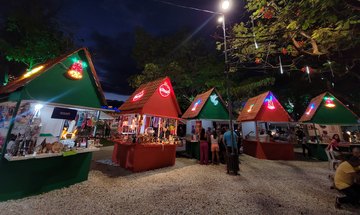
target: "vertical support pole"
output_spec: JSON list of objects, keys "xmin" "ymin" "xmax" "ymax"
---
[{"xmin": 1, "ymin": 99, "xmax": 21, "ymax": 158}]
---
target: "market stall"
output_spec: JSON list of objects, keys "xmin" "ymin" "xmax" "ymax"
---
[
  {"xmin": 299, "ymin": 92, "xmax": 360, "ymax": 160},
  {"xmin": 181, "ymin": 88, "xmax": 229, "ymax": 160},
  {"xmin": 111, "ymin": 77, "xmax": 182, "ymax": 172},
  {"xmin": 0, "ymin": 48, "xmax": 106, "ymax": 201},
  {"xmin": 238, "ymin": 91, "xmax": 294, "ymax": 160}
]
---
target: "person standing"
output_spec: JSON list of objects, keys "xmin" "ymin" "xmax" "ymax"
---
[
  {"xmin": 296, "ymin": 127, "xmax": 308, "ymax": 157},
  {"xmin": 223, "ymin": 127, "xmax": 239, "ymax": 174},
  {"xmin": 210, "ymin": 130, "xmax": 220, "ymax": 164},
  {"xmin": 199, "ymin": 128, "xmax": 208, "ymax": 165}
]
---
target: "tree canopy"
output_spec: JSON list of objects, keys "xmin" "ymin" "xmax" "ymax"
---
[
  {"xmin": 0, "ymin": 0, "xmax": 74, "ymax": 75},
  {"xmin": 130, "ymin": 28, "xmax": 225, "ymax": 111},
  {"xmin": 223, "ymin": 0, "xmax": 360, "ymax": 117}
]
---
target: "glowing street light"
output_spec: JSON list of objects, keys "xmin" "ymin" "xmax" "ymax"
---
[{"xmin": 221, "ymin": 0, "xmax": 230, "ymax": 11}]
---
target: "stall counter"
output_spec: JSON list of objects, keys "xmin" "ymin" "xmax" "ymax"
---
[
  {"xmin": 243, "ymin": 140, "xmax": 294, "ymax": 160},
  {"xmin": 112, "ymin": 142, "xmax": 176, "ymax": 172},
  {"xmin": 307, "ymin": 142, "xmax": 360, "ymax": 161}
]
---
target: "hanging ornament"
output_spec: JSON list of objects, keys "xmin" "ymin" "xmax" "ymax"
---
[
  {"xmin": 67, "ymin": 60, "xmax": 85, "ymax": 80},
  {"xmin": 324, "ymin": 97, "xmax": 335, "ymax": 108},
  {"xmin": 255, "ymin": 58, "xmax": 262, "ymax": 64},
  {"xmin": 281, "ymin": 48, "xmax": 288, "ymax": 55},
  {"xmin": 264, "ymin": 95, "xmax": 275, "ymax": 110},
  {"xmin": 279, "ymin": 56, "xmax": 284, "ymax": 74}
]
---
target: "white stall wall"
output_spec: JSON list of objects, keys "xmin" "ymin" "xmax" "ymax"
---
[
  {"xmin": 241, "ymin": 121, "xmax": 256, "ymax": 139},
  {"xmin": 186, "ymin": 119, "xmax": 213, "ymax": 135}
]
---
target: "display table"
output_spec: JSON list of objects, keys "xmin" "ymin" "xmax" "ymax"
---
[
  {"xmin": 307, "ymin": 142, "xmax": 360, "ymax": 161},
  {"xmin": 243, "ymin": 140, "xmax": 294, "ymax": 160},
  {"xmin": 112, "ymin": 142, "xmax": 176, "ymax": 172}
]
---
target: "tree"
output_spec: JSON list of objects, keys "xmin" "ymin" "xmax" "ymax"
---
[
  {"xmin": 130, "ymin": 28, "xmax": 225, "ymax": 110},
  {"xmin": 0, "ymin": 0, "xmax": 74, "ymax": 74},
  {"xmin": 223, "ymin": 0, "xmax": 360, "ymax": 117}
]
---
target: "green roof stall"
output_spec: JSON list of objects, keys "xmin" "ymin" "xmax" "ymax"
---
[
  {"xmin": 299, "ymin": 92, "xmax": 360, "ymax": 161},
  {"xmin": 0, "ymin": 48, "xmax": 106, "ymax": 201},
  {"xmin": 181, "ymin": 88, "xmax": 229, "ymax": 160}
]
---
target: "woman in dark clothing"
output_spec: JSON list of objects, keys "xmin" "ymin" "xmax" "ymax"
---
[{"xmin": 199, "ymin": 128, "xmax": 208, "ymax": 165}]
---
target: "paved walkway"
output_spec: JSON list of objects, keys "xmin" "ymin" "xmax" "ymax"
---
[{"xmin": 0, "ymin": 146, "xmax": 358, "ymax": 214}]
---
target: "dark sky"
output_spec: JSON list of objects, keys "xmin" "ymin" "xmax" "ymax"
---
[{"xmin": 56, "ymin": 0, "xmax": 244, "ymax": 97}]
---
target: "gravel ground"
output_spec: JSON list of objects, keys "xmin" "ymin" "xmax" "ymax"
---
[{"xmin": 0, "ymin": 147, "xmax": 358, "ymax": 215}]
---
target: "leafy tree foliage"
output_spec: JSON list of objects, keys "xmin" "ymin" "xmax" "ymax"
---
[
  {"xmin": 224, "ymin": 0, "xmax": 360, "ymax": 117},
  {"xmin": 130, "ymin": 28, "xmax": 225, "ymax": 110},
  {"xmin": 0, "ymin": 0, "xmax": 74, "ymax": 72}
]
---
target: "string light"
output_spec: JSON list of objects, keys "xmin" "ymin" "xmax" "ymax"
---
[
  {"xmin": 306, "ymin": 66, "xmax": 311, "ymax": 83},
  {"xmin": 305, "ymin": 103, "xmax": 315, "ymax": 115},
  {"xmin": 279, "ymin": 56, "xmax": 283, "ymax": 74},
  {"xmin": 191, "ymin": 99, "xmax": 202, "ymax": 111},
  {"xmin": 24, "ymin": 65, "xmax": 44, "ymax": 78}
]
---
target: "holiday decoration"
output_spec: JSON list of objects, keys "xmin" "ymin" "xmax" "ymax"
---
[
  {"xmin": 132, "ymin": 90, "xmax": 144, "ymax": 102},
  {"xmin": 24, "ymin": 65, "xmax": 44, "ymax": 78},
  {"xmin": 324, "ymin": 97, "xmax": 335, "ymax": 108},
  {"xmin": 264, "ymin": 95, "xmax": 275, "ymax": 110},
  {"xmin": 210, "ymin": 94, "xmax": 219, "ymax": 106},
  {"xmin": 247, "ymin": 104, "xmax": 254, "ymax": 112},
  {"xmin": 305, "ymin": 103, "xmax": 315, "ymax": 115},
  {"xmin": 279, "ymin": 56, "xmax": 284, "ymax": 74},
  {"xmin": 67, "ymin": 60, "xmax": 86, "ymax": 80},
  {"xmin": 159, "ymin": 81, "xmax": 171, "ymax": 97},
  {"xmin": 191, "ymin": 99, "xmax": 201, "ymax": 111}
]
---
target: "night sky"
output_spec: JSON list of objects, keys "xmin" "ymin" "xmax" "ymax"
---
[{"xmin": 55, "ymin": 0, "xmax": 244, "ymax": 99}]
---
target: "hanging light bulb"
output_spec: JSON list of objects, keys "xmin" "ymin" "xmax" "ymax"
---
[
  {"xmin": 327, "ymin": 60, "xmax": 334, "ymax": 77},
  {"xmin": 279, "ymin": 56, "xmax": 283, "ymax": 74},
  {"xmin": 254, "ymin": 39, "xmax": 259, "ymax": 49},
  {"xmin": 306, "ymin": 66, "xmax": 311, "ymax": 83}
]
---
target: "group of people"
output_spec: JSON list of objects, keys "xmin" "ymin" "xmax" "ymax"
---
[{"xmin": 198, "ymin": 127, "xmax": 240, "ymax": 174}]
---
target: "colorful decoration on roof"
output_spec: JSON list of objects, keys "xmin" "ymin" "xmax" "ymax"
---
[
  {"xmin": 24, "ymin": 65, "xmax": 44, "ymax": 78},
  {"xmin": 264, "ymin": 95, "xmax": 275, "ymax": 110},
  {"xmin": 210, "ymin": 94, "xmax": 219, "ymax": 106},
  {"xmin": 132, "ymin": 90, "xmax": 144, "ymax": 102},
  {"xmin": 305, "ymin": 103, "xmax": 315, "ymax": 115},
  {"xmin": 324, "ymin": 97, "xmax": 335, "ymax": 108},
  {"xmin": 247, "ymin": 104, "xmax": 255, "ymax": 113},
  {"xmin": 159, "ymin": 81, "xmax": 171, "ymax": 97},
  {"xmin": 67, "ymin": 59, "xmax": 87, "ymax": 80},
  {"xmin": 191, "ymin": 99, "xmax": 201, "ymax": 112}
]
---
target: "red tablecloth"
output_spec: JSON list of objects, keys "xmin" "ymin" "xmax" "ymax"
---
[
  {"xmin": 243, "ymin": 140, "xmax": 294, "ymax": 160},
  {"xmin": 112, "ymin": 141, "xmax": 176, "ymax": 172}
]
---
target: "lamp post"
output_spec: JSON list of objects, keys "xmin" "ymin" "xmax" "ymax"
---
[{"xmin": 218, "ymin": 0, "xmax": 238, "ymax": 175}]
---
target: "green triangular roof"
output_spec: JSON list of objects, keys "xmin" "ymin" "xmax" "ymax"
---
[
  {"xmin": 0, "ymin": 48, "xmax": 106, "ymax": 109},
  {"xmin": 182, "ymin": 88, "xmax": 229, "ymax": 120},
  {"xmin": 299, "ymin": 92, "xmax": 359, "ymax": 125}
]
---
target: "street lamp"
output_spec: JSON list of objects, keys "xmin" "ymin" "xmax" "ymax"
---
[{"xmin": 218, "ymin": 1, "xmax": 238, "ymax": 175}]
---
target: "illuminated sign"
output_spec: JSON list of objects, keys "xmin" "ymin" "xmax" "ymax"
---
[
  {"xmin": 132, "ymin": 90, "xmax": 144, "ymax": 102},
  {"xmin": 324, "ymin": 97, "xmax": 335, "ymax": 108},
  {"xmin": 67, "ymin": 60, "xmax": 87, "ymax": 80},
  {"xmin": 210, "ymin": 94, "xmax": 219, "ymax": 106},
  {"xmin": 247, "ymin": 104, "xmax": 254, "ymax": 113},
  {"xmin": 159, "ymin": 81, "xmax": 171, "ymax": 97},
  {"xmin": 191, "ymin": 99, "xmax": 201, "ymax": 111},
  {"xmin": 24, "ymin": 65, "xmax": 44, "ymax": 78},
  {"xmin": 264, "ymin": 95, "xmax": 275, "ymax": 110},
  {"xmin": 305, "ymin": 103, "xmax": 315, "ymax": 115}
]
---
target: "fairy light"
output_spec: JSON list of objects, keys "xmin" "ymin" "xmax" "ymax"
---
[
  {"xmin": 279, "ymin": 56, "xmax": 283, "ymax": 74},
  {"xmin": 23, "ymin": 65, "xmax": 45, "ymax": 78},
  {"xmin": 306, "ymin": 66, "xmax": 311, "ymax": 83}
]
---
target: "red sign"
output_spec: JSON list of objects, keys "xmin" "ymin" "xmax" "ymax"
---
[
  {"xmin": 132, "ymin": 90, "xmax": 144, "ymax": 102},
  {"xmin": 159, "ymin": 81, "xmax": 171, "ymax": 97}
]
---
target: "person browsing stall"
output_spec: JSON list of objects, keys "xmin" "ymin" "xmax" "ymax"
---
[{"xmin": 210, "ymin": 130, "xmax": 220, "ymax": 164}]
